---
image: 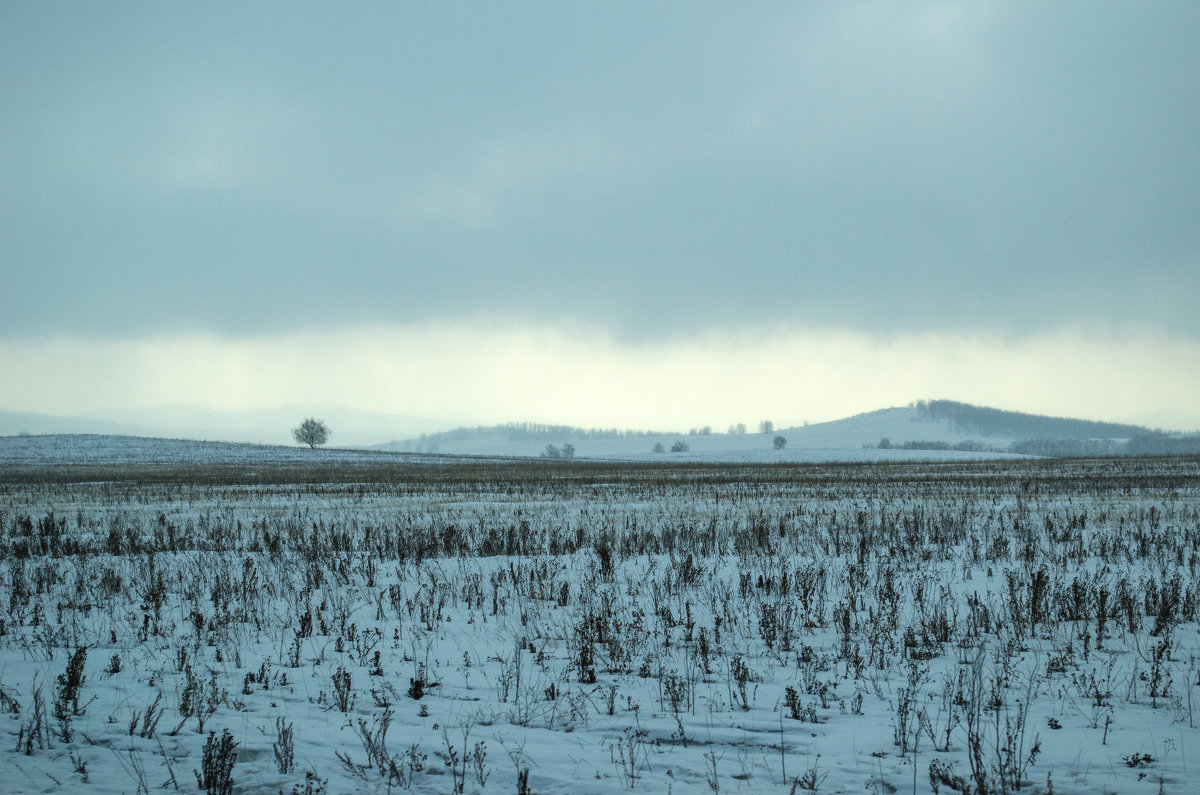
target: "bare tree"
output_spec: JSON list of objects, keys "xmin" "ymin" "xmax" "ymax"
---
[
  {"xmin": 292, "ymin": 417, "xmax": 330, "ymax": 449},
  {"xmin": 773, "ymin": 435, "xmax": 787, "ymax": 450}
]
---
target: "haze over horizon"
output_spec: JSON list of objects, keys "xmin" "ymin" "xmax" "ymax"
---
[{"xmin": 4, "ymin": 2, "xmax": 1199, "ymax": 431}]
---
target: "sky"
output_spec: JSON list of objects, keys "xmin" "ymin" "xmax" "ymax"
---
[{"xmin": 2, "ymin": 1, "xmax": 1199, "ymax": 434}]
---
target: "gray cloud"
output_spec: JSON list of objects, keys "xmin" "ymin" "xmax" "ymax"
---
[{"xmin": 3, "ymin": 1, "xmax": 1198, "ymax": 340}]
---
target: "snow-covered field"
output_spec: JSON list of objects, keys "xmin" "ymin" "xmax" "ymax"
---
[{"xmin": 1, "ymin": 449, "xmax": 1197, "ymax": 794}]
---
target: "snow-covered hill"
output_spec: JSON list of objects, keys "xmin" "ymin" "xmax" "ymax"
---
[
  {"xmin": 8, "ymin": 403, "xmax": 1181, "ymax": 467},
  {"xmin": 783, "ymin": 406, "xmax": 1014, "ymax": 448},
  {"xmin": 374, "ymin": 406, "xmax": 1031, "ymax": 462}
]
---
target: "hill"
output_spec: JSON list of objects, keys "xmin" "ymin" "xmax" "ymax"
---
[
  {"xmin": 914, "ymin": 399, "xmax": 1150, "ymax": 439},
  {"xmin": 5, "ymin": 402, "xmax": 1197, "ymax": 465},
  {"xmin": 376, "ymin": 401, "xmax": 1200, "ymax": 461},
  {"xmin": 372, "ymin": 407, "xmax": 1031, "ymax": 462}
]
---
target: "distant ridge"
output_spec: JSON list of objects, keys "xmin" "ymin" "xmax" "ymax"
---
[
  {"xmin": 376, "ymin": 400, "xmax": 1200, "ymax": 460},
  {"xmin": 6, "ymin": 401, "xmax": 1199, "ymax": 461},
  {"xmin": 407, "ymin": 422, "xmax": 675, "ymax": 447}
]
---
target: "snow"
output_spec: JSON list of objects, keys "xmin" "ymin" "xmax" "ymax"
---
[
  {"xmin": 0, "ymin": 434, "xmax": 466, "ymax": 469},
  {"xmin": 0, "ymin": 407, "xmax": 451, "ymax": 448},
  {"xmin": 0, "ymin": 442, "xmax": 1196, "ymax": 794}
]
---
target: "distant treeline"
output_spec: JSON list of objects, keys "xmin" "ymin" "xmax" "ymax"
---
[
  {"xmin": 894, "ymin": 434, "xmax": 1200, "ymax": 458},
  {"xmin": 890, "ymin": 439, "xmax": 1004, "ymax": 453},
  {"xmin": 915, "ymin": 399, "xmax": 1151, "ymax": 440},
  {"xmin": 889, "ymin": 400, "xmax": 1200, "ymax": 457},
  {"xmin": 415, "ymin": 423, "xmax": 675, "ymax": 446},
  {"xmin": 1008, "ymin": 435, "xmax": 1200, "ymax": 457}
]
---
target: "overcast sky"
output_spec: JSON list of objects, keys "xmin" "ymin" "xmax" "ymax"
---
[{"xmin": 3, "ymin": 1, "xmax": 1199, "ymax": 431}]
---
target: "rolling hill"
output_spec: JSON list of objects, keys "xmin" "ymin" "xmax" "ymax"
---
[
  {"xmin": 375, "ymin": 401, "xmax": 1200, "ymax": 462},
  {"xmin": 5, "ymin": 401, "xmax": 1197, "ymax": 465}
]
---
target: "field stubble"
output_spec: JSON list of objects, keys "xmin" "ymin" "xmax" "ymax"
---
[{"xmin": 1, "ymin": 456, "xmax": 1198, "ymax": 793}]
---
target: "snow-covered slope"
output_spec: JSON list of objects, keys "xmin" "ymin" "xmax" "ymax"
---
[
  {"xmin": 784, "ymin": 406, "xmax": 1013, "ymax": 448},
  {"xmin": 0, "ymin": 434, "xmax": 451, "ymax": 469}
]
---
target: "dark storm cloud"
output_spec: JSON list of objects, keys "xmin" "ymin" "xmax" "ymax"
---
[{"xmin": 3, "ymin": 1, "xmax": 1198, "ymax": 339}]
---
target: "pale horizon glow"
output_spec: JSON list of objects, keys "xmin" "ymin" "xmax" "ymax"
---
[{"xmin": 2, "ymin": 323, "xmax": 1197, "ymax": 432}]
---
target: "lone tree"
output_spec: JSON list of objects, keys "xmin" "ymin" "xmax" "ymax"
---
[
  {"xmin": 292, "ymin": 417, "xmax": 330, "ymax": 448},
  {"xmin": 773, "ymin": 435, "xmax": 787, "ymax": 450}
]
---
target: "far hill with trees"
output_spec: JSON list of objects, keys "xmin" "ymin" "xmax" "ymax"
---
[
  {"xmin": 914, "ymin": 399, "xmax": 1151, "ymax": 440},
  {"xmin": 903, "ymin": 400, "xmax": 1200, "ymax": 457},
  {"xmin": 378, "ymin": 401, "xmax": 1200, "ymax": 459}
]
